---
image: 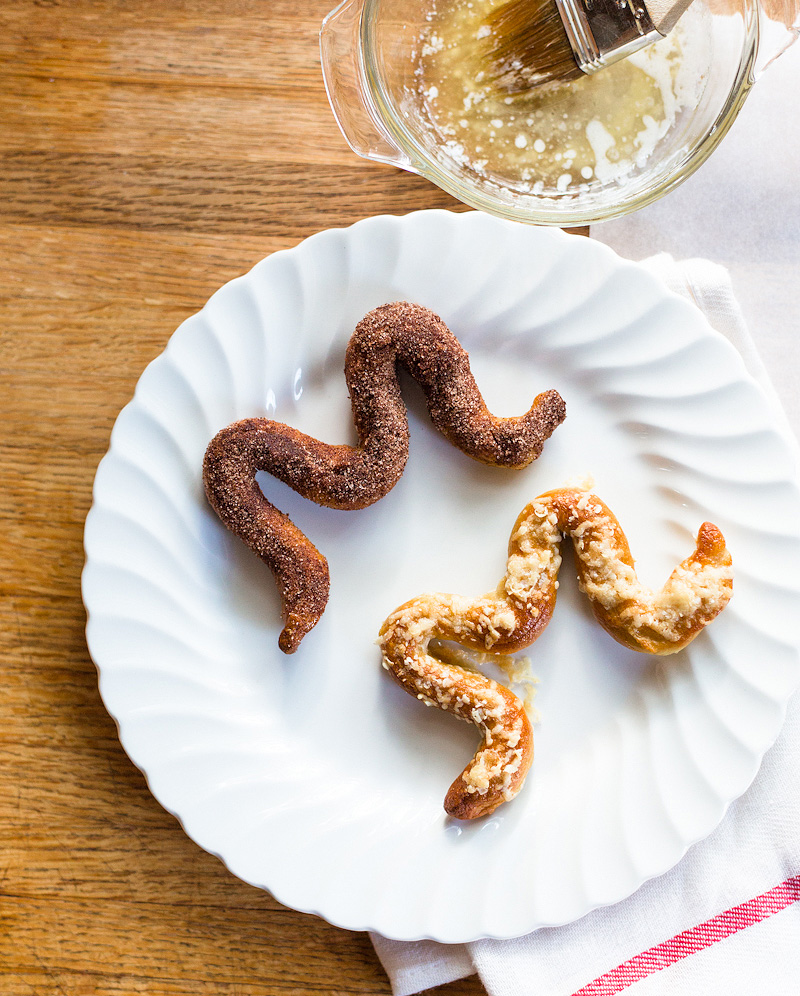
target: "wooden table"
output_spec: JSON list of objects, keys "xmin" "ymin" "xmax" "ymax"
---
[{"xmin": 0, "ymin": 2, "xmax": 501, "ymax": 993}]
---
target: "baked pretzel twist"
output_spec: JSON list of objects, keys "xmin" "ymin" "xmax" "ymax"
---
[
  {"xmin": 202, "ymin": 302, "xmax": 566, "ymax": 653},
  {"xmin": 378, "ymin": 487, "xmax": 733, "ymax": 819}
]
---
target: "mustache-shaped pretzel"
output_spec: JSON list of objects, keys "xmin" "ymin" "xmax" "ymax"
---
[
  {"xmin": 202, "ymin": 302, "xmax": 566, "ymax": 653},
  {"xmin": 378, "ymin": 488, "xmax": 734, "ymax": 820}
]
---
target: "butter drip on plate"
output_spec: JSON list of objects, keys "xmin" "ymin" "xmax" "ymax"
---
[{"xmin": 412, "ymin": 0, "xmax": 711, "ymax": 196}]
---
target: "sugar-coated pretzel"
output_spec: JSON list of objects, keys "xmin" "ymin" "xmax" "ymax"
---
[
  {"xmin": 203, "ymin": 302, "xmax": 566, "ymax": 653},
  {"xmin": 378, "ymin": 488, "xmax": 733, "ymax": 819}
]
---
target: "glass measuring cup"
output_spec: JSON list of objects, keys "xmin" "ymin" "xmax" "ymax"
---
[{"xmin": 320, "ymin": 0, "xmax": 799, "ymax": 225}]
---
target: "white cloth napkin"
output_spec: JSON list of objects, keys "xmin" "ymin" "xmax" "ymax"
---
[{"xmin": 371, "ymin": 39, "xmax": 800, "ymax": 996}]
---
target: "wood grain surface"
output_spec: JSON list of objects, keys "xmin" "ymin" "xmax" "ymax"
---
[{"xmin": 0, "ymin": 3, "xmax": 588, "ymax": 993}]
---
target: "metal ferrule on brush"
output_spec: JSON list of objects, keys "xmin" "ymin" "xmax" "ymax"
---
[{"xmin": 553, "ymin": 0, "xmax": 663, "ymax": 74}]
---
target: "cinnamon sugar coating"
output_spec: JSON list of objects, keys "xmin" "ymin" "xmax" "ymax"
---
[
  {"xmin": 379, "ymin": 487, "xmax": 733, "ymax": 819},
  {"xmin": 202, "ymin": 302, "xmax": 566, "ymax": 653}
]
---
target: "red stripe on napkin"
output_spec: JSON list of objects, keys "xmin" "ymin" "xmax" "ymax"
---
[{"xmin": 572, "ymin": 875, "xmax": 800, "ymax": 996}]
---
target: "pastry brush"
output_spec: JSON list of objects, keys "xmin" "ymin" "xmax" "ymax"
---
[{"xmin": 482, "ymin": 0, "xmax": 695, "ymax": 93}]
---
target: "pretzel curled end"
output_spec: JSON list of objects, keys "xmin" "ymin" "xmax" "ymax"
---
[
  {"xmin": 379, "ymin": 593, "xmax": 537, "ymax": 820},
  {"xmin": 537, "ymin": 489, "xmax": 734, "ymax": 655},
  {"xmin": 379, "ymin": 488, "xmax": 733, "ymax": 819},
  {"xmin": 202, "ymin": 302, "xmax": 566, "ymax": 653}
]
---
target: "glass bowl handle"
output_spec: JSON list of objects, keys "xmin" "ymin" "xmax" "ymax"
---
[{"xmin": 320, "ymin": 0, "xmax": 416, "ymax": 170}]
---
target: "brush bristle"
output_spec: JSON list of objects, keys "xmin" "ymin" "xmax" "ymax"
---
[{"xmin": 483, "ymin": 0, "xmax": 584, "ymax": 93}]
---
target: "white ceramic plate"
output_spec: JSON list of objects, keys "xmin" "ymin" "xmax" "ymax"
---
[{"xmin": 83, "ymin": 210, "xmax": 800, "ymax": 942}]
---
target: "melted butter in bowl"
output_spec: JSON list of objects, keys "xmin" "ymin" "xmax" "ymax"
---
[{"xmin": 413, "ymin": 0, "xmax": 712, "ymax": 197}]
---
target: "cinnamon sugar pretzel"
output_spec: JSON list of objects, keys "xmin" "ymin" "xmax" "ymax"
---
[
  {"xmin": 378, "ymin": 488, "xmax": 733, "ymax": 819},
  {"xmin": 203, "ymin": 303, "xmax": 566, "ymax": 653}
]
